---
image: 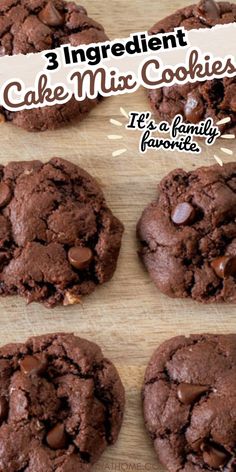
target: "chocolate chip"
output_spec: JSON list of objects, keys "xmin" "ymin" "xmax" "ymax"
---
[
  {"xmin": 68, "ymin": 246, "xmax": 93, "ymax": 270},
  {"xmin": 20, "ymin": 355, "xmax": 47, "ymax": 376},
  {"xmin": 0, "ymin": 252, "xmax": 8, "ymax": 269},
  {"xmin": 0, "ymin": 114, "xmax": 6, "ymax": 124},
  {"xmin": 211, "ymin": 256, "xmax": 236, "ymax": 278},
  {"xmin": 184, "ymin": 92, "xmax": 205, "ymax": 123},
  {"xmin": 202, "ymin": 444, "xmax": 229, "ymax": 468},
  {"xmin": 39, "ymin": 1, "xmax": 64, "ymax": 26},
  {"xmin": 0, "ymin": 182, "xmax": 11, "ymax": 208},
  {"xmin": 46, "ymin": 423, "xmax": 67, "ymax": 449},
  {"xmin": 177, "ymin": 383, "xmax": 209, "ymax": 405},
  {"xmin": 197, "ymin": 0, "xmax": 220, "ymax": 20},
  {"xmin": 192, "ymin": 437, "xmax": 204, "ymax": 451},
  {"xmin": 0, "ymin": 397, "xmax": 8, "ymax": 423},
  {"xmin": 171, "ymin": 202, "xmax": 196, "ymax": 226}
]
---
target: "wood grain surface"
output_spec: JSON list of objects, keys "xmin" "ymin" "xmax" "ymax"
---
[{"xmin": 1, "ymin": 1, "xmax": 236, "ymax": 471}]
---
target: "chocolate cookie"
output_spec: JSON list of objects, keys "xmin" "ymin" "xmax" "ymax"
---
[
  {"xmin": 0, "ymin": 332, "xmax": 125, "ymax": 471},
  {"xmin": 0, "ymin": 157, "xmax": 123, "ymax": 307},
  {"xmin": 143, "ymin": 334, "xmax": 236, "ymax": 472},
  {"xmin": 0, "ymin": 0, "xmax": 108, "ymax": 131},
  {"xmin": 137, "ymin": 162, "xmax": 236, "ymax": 303},
  {"xmin": 148, "ymin": 0, "xmax": 236, "ymax": 133}
]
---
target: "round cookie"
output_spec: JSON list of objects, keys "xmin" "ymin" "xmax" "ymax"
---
[
  {"xmin": 0, "ymin": 332, "xmax": 125, "ymax": 471},
  {"xmin": 0, "ymin": 157, "xmax": 123, "ymax": 307},
  {"xmin": 148, "ymin": 0, "xmax": 236, "ymax": 133},
  {"xmin": 0, "ymin": 0, "xmax": 108, "ymax": 131},
  {"xmin": 143, "ymin": 334, "xmax": 236, "ymax": 472},
  {"xmin": 137, "ymin": 162, "xmax": 236, "ymax": 303}
]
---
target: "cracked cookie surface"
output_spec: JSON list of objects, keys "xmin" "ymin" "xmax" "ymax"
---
[
  {"xmin": 0, "ymin": 332, "xmax": 125, "ymax": 472},
  {"xmin": 0, "ymin": 157, "xmax": 123, "ymax": 307},
  {"xmin": 137, "ymin": 163, "xmax": 236, "ymax": 303},
  {"xmin": 149, "ymin": 0, "xmax": 236, "ymax": 133},
  {"xmin": 143, "ymin": 334, "xmax": 236, "ymax": 472},
  {"xmin": 0, "ymin": 0, "xmax": 108, "ymax": 131}
]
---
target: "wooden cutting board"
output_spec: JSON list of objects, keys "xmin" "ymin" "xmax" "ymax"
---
[{"xmin": 0, "ymin": 1, "xmax": 236, "ymax": 471}]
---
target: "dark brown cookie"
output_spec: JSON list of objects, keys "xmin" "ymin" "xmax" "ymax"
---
[
  {"xmin": 137, "ymin": 162, "xmax": 236, "ymax": 303},
  {"xmin": 143, "ymin": 334, "xmax": 236, "ymax": 472},
  {"xmin": 0, "ymin": 332, "xmax": 125, "ymax": 471},
  {"xmin": 0, "ymin": 157, "xmax": 123, "ymax": 307},
  {"xmin": 148, "ymin": 0, "xmax": 236, "ymax": 133},
  {"xmin": 0, "ymin": 0, "xmax": 108, "ymax": 131}
]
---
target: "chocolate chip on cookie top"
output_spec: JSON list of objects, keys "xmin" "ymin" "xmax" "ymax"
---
[
  {"xmin": 137, "ymin": 162, "xmax": 236, "ymax": 303},
  {"xmin": 0, "ymin": 0, "xmax": 108, "ymax": 131},
  {"xmin": 148, "ymin": 0, "xmax": 236, "ymax": 133},
  {"xmin": 0, "ymin": 157, "xmax": 123, "ymax": 307},
  {"xmin": 0, "ymin": 333, "xmax": 125, "ymax": 472},
  {"xmin": 143, "ymin": 334, "xmax": 236, "ymax": 472}
]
